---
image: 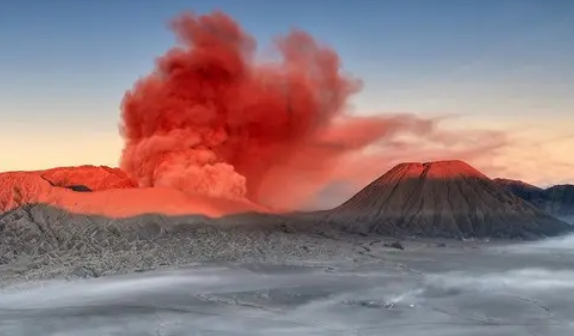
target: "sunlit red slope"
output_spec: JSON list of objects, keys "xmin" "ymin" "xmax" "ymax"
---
[
  {"xmin": 35, "ymin": 165, "xmax": 138, "ymax": 191},
  {"xmin": 328, "ymin": 160, "xmax": 570, "ymax": 238},
  {"xmin": 0, "ymin": 167, "xmax": 265, "ymax": 218}
]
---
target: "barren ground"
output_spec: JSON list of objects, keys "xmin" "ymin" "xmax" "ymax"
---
[{"xmin": 1, "ymin": 207, "xmax": 574, "ymax": 335}]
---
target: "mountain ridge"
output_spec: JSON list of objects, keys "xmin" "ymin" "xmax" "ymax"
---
[
  {"xmin": 1, "ymin": 161, "xmax": 571, "ymax": 239},
  {"xmin": 494, "ymin": 178, "xmax": 574, "ymax": 223}
]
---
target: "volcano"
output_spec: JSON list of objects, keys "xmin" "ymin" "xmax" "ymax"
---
[
  {"xmin": 0, "ymin": 166, "xmax": 265, "ymax": 218},
  {"xmin": 1, "ymin": 161, "xmax": 571, "ymax": 239},
  {"xmin": 35, "ymin": 165, "xmax": 138, "ymax": 191},
  {"xmin": 327, "ymin": 160, "xmax": 571, "ymax": 239}
]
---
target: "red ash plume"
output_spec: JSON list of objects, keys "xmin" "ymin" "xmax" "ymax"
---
[{"xmin": 119, "ymin": 11, "xmax": 478, "ymax": 209}]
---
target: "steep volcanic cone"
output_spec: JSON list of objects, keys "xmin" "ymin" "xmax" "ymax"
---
[
  {"xmin": 0, "ymin": 170, "xmax": 264, "ymax": 218},
  {"xmin": 328, "ymin": 160, "xmax": 571, "ymax": 239}
]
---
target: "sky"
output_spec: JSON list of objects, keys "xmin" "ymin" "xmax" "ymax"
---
[{"xmin": 1, "ymin": 0, "xmax": 573, "ymax": 187}]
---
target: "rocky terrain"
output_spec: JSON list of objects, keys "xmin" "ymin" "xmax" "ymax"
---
[
  {"xmin": 0, "ymin": 202, "xmax": 367, "ymax": 286},
  {"xmin": 2, "ymin": 207, "xmax": 574, "ymax": 336}
]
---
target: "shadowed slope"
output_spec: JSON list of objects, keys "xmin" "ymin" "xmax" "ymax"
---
[
  {"xmin": 493, "ymin": 178, "xmax": 543, "ymax": 195},
  {"xmin": 493, "ymin": 178, "xmax": 546, "ymax": 203},
  {"xmin": 328, "ymin": 160, "xmax": 570, "ymax": 239},
  {"xmin": 495, "ymin": 179, "xmax": 574, "ymax": 223},
  {"xmin": 544, "ymin": 184, "xmax": 574, "ymax": 220}
]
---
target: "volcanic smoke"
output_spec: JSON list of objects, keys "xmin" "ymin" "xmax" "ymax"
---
[{"xmin": 119, "ymin": 11, "xmax": 453, "ymax": 209}]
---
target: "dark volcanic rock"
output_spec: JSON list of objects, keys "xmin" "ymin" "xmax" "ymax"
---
[
  {"xmin": 385, "ymin": 241, "xmax": 404, "ymax": 250},
  {"xmin": 326, "ymin": 160, "xmax": 571, "ymax": 239}
]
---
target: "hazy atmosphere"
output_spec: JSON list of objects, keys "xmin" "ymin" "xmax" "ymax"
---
[
  {"xmin": 1, "ymin": 1, "xmax": 573, "ymax": 336},
  {"xmin": 1, "ymin": 0, "xmax": 573, "ymax": 193}
]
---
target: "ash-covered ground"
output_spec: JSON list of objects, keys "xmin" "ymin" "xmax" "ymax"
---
[{"xmin": 2, "ymin": 222, "xmax": 574, "ymax": 336}]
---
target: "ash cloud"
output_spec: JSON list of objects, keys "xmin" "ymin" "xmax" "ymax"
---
[{"xmin": 119, "ymin": 11, "xmax": 509, "ymax": 210}]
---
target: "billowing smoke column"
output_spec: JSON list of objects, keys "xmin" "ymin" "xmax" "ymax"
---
[{"xmin": 119, "ymin": 11, "xmax": 427, "ymax": 209}]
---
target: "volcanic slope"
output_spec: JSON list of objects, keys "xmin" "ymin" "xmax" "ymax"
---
[
  {"xmin": 36, "ymin": 165, "xmax": 138, "ymax": 191},
  {"xmin": 493, "ymin": 178, "xmax": 545, "ymax": 199},
  {"xmin": 495, "ymin": 178, "xmax": 574, "ymax": 223},
  {"xmin": 327, "ymin": 160, "xmax": 570, "ymax": 239},
  {"xmin": 0, "ymin": 168, "xmax": 264, "ymax": 218},
  {"xmin": 544, "ymin": 184, "xmax": 574, "ymax": 222}
]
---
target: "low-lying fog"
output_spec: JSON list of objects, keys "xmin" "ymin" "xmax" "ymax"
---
[{"xmin": 2, "ymin": 235, "xmax": 574, "ymax": 336}]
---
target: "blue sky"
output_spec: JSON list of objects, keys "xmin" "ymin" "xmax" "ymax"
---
[{"xmin": 1, "ymin": 0, "xmax": 573, "ymax": 184}]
